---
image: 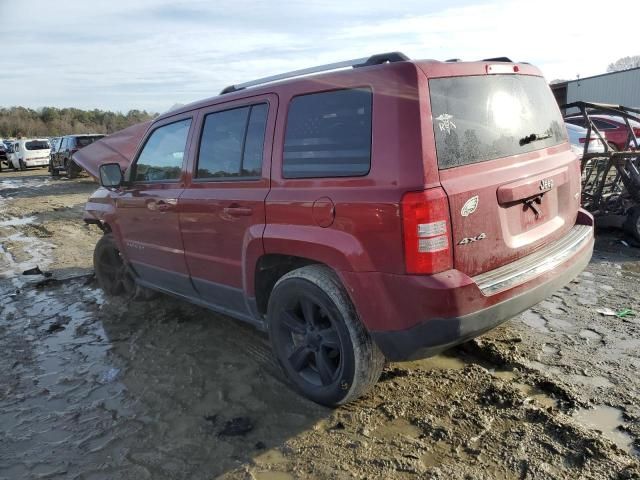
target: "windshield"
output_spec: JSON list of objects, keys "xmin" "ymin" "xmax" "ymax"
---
[
  {"xmin": 76, "ymin": 135, "xmax": 104, "ymax": 147},
  {"xmin": 25, "ymin": 140, "xmax": 50, "ymax": 150},
  {"xmin": 430, "ymin": 75, "xmax": 566, "ymax": 169}
]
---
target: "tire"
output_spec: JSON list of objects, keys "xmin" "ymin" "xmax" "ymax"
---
[
  {"xmin": 93, "ymin": 233, "xmax": 156, "ymax": 300},
  {"xmin": 624, "ymin": 208, "xmax": 640, "ymax": 242},
  {"xmin": 66, "ymin": 159, "xmax": 80, "ymax": 179},
  {"xmin": 267, "ymin": 264, "xmax": 385, "ymax": 406},
  {"xmin": 49, "ymin": 160, "xmax": 59, "ymax": 177},
  {"xmin": 19, "ymin": 159, "xmax": 26, "ymax": 171}
]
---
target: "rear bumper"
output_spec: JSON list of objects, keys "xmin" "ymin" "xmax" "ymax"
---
[
  {"xmin": 25, "ymin": 157, "xmax": 49, "ymax": 167},
  {"xmin": 341, "ymin": 210, "xmax": 594, "ymax": 361}
]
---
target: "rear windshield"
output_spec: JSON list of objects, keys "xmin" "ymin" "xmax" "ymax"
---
[
  {"xmin": 430, "ymin": 75, "xmax": 566, "ymax": 169},
  {"xmin": 76, "ymin": 136, "xmax": 104, "ymax": 147},
  {"xmin": 25, "ymin": 140, "xmax": 50, "ymax": 150}
]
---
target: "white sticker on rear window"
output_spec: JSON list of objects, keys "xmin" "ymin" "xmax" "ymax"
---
[{"xmin": 435, "ymin": 114, "xmax": 456, "ymax": 134}]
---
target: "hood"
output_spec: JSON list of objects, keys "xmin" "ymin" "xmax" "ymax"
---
[{"xmin": 72, "ymin": 121, "xmax": 151, "ymax": 179}]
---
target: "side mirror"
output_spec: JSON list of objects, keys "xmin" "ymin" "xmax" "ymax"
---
[{"xmin": 99, "ymin": 163, "xmax": 124, "ymax": 189}]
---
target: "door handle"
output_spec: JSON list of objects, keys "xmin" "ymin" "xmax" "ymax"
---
[
  {"xmin": 156, "ymin": 201, "xmax": 171, "ymax": 212},
  {"xmin": 224, "ymin": 205, "xmax": 253, "ymax": 217},
  {"xmin": 147, "ymin": 198, "xmax": 177, "ymax": 212}
]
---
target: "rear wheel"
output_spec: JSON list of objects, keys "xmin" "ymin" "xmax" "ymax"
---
[
  {"xmin": 267, "ymin": 265, "xmax": 385, "ymax": 406},
  {"xmin": 66, "ymin": 159, "xmax": 80, "ymax": 179}
]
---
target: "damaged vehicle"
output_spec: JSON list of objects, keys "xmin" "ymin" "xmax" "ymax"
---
[
  {"xmin": 77, "ymin": 52, "xmax": 594, "ymax": 406},
  {"xmin": 50, "ymin": 134, "xmax": 105, "ymax": 178}
]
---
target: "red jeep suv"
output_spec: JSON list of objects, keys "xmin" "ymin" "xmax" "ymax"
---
[{"xmin": 82, "ymin": 52, "xmax": 594, "ymax": 406}]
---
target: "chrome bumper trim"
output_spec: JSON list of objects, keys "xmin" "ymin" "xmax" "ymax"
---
[{"xmin": 473, "ymin": 224, "xmax": 592, "ymax": 296}]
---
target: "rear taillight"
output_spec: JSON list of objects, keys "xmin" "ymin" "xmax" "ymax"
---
[{"xmin": 401, "ymin": 188, "xmax": 453, "ymax": 274}]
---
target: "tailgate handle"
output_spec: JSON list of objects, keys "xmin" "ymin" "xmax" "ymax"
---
[{"xmin": 497, "ymin": 169, "xmax": 568, "ymax": 204}]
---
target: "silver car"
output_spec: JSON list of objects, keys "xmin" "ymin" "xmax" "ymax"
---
[{"xmin": 565, "ymin": 122, "xmax": 606, "ymax": 158}]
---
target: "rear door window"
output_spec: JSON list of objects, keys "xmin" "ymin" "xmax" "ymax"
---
[
  {"xmin": 430, "ymin": 75, "xmax": 566, "ymax": 169},
  {"xmin": 134, "ymin": 119, "xmax": 191, "ymax": 182},
  {"xmin": 195, "ymin": 103, "xmax": 267, "ymax": 179},
  {"xmin": 283, "ymin": 88, "xmax": 372, "ymax": 178}
]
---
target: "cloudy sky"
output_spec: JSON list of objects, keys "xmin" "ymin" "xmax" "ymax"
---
[{"xmin": 0, "ymin": 0, "xmax": 637, "ymax": 113}]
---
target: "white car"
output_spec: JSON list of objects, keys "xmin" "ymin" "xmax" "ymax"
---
[
  {"xmin": 565, "ymin": 122, "xmax": 606, "ymax": 158},
  {"xmin": 7, "ymin": 138, "xmax": 51, "ymax": 170}
]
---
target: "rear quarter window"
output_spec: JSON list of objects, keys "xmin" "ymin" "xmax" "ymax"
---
[
  {"xmin": 76, "ymin": 136, "xmax": 104, "ymax": 147},
  {"xmin": 430, "ymin": 75, "xmax": 566, "ymax": 169},
  {"xmin": 25, "ymin": 140, "xmax": 50, "ymax": 150},
  {"xmin": 283, "ymin": 88, "xmax": 372, "ymax": 178}
]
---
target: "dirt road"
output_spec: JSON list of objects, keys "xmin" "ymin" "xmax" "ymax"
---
[{"xmin": 1, "ymin": 169, "xmax": 639, "ymax": 479}]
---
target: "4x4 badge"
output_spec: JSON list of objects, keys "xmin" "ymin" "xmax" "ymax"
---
[
  {"xmin": 458, "ymin": 233, "xmax": 486, "ymax": 245},
  {"xmin": 461, "ymin": 195, "xmax": 479, "ymax": 217}
]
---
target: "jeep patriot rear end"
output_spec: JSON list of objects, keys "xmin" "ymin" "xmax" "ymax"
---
[{"xmin": 83, "ymin": 52, "xmax": 594, "ymax": 406}]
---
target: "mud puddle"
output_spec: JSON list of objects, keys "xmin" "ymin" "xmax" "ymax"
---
[
  {"xmin": 573, "ymin": 406, "xmax": 638, "ymax": 456},
  {"xmin": 0, "ymin": 215, "xmax": 36, "ymax": 227}
]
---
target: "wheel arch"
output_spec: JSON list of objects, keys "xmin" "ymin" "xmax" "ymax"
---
[
  {"xmin": 247, "ymin": 226, "xmax": 373, "ymax": 315},
  {"xmin": 254, "ymin": 254, "xmax": 322, "ymax": 316}
]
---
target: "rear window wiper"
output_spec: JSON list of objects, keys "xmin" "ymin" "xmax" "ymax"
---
[{"xmin": 519, "ymin": 132, "xmax": 552, "ymax": 146}]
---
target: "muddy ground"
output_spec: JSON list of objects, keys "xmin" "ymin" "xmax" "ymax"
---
[{"xmin": 0, "ymin": 168, "xmax": 639, "ymax": 480}]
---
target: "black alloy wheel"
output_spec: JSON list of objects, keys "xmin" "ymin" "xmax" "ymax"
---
[
  {"xmin": 93, "ymin": 234, "xmax": 136, "ymax": 296},
  {"xmin": 275, "ymin": 295, "xmax": 343, "ymax": 388},
  {"xmin": 268, "ymin": 265, "xmax": 385, "ymax": 406}
]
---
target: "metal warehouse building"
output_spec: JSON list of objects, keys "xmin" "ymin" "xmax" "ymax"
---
[{"xmin": 551, "ymin": 67, "xmax": 640, "ymax": 109}]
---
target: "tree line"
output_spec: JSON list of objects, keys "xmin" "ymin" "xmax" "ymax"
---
[{"xmin": 0, "ymin": 107, "xmax": 157, "ymax": 138}]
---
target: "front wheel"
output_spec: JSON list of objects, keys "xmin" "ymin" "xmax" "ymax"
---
[
  {"xmin": 93, "ymin": 233, "xmax": 158, "ymax": 300},
  {"xmin": 93, "ymin": 233, "xmax": 137, "ymax": 297},
  {"xmin": 267, "ymin": 265, "xmax": 385, "ymax": 406}
]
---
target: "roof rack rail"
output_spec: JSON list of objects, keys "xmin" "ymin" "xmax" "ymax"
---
[
  {"xmin": 445, "ymin": 58, "xmax": 462, "ymax": 62},
  {"xmin": 220, "ymin": 51, "xmax": 409, "ymax": 95},
  {"xmin": 482, "ymin": 56, "xmax": 513, "ymax": 62}
]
